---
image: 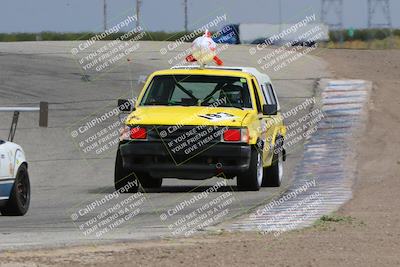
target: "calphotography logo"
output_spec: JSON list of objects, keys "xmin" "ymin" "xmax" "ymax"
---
[
  {"xmin": 69, "ymin": 97, "xmax": 138, "ymax": 158},
  {"xmin": 158, "ymin": 180, "xmax": 238, "ymax": 237},
  {"xmin": 70, "ymin": 180, "xmax": 145, "ymax": 238},
  {"xmin": 250, "ymin": 13, "xmax": 328, "ymax": 72},
  {"xmin": 160, "ymin": 13, "xmax": 229, "ymax": 66},
  {"xmin": 70, "ymin": 12, "xmax": 147, "ymax": 79}
]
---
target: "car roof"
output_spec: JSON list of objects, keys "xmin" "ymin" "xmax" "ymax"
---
[{"xmin": 170, "ymin": 65, "xmax": 272, "ymax": 83}]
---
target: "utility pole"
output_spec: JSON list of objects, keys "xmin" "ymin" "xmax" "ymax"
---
[
  {"xmin": 103, "ymin": 0, "xmax": 107, "ymax": 31},
  {"xmin": 136, "ymin": 0, "xmax": 142, "ymax": 28},
  {"xmin": 184, "ymin": 0, "xmax": 188, "ymax": 32},
  {"xmin": 278, "ymin": 0, "xmax": 282, "ymax": 33}
]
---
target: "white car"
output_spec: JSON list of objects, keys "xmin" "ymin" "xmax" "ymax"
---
[
  {"xmin": 0, "ymin": 139, "xmax": 30, "ymax": 216},
  {"xmin": 0, "ymin": 103, "xmax": 47, "ymax": 216}
]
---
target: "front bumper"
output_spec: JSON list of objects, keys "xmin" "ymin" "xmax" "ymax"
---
[{"xmin": 119, "ymin": 141, "xmax": 251, "ymax": 179}]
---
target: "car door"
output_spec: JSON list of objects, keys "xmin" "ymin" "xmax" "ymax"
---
[
  {"xmin": 259, "ymin": 81, "xmax": 280, "ymax": 165},
  {"xmin": 250, "ymin": 78, "xmax": 273, "ymax": 165}
]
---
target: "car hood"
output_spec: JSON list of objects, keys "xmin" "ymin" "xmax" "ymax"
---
[
  {"xmin": 0, "ymin": 141, "xmax": 21, "ymax": 151},
  {"xmin": 125, "ymin": 106, "xmax": 252, "ymax": 127}
]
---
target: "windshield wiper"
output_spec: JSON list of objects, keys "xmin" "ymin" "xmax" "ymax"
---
[
  {"xmin": 219, "ymin": 105, "xmax": 244, "ymax": 110},
  {"xmin": 230, "ymin": 106, "xmax": 244, "ymax": 110}
]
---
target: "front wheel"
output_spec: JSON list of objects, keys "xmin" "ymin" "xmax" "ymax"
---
[
  {"xmin": 237, "ymin": 149, "xmax": 263, "ymax": 191},
  {"xmin": 0, "ymin": 165, "xmax": 30, "ymax": 216},
  {"xmin": 262, "ymin": 146, "xmax": 283, "ymax": 187},
  {"xmin": 114, "ymin": 148, "xmax": 139, "ymax": 193}
]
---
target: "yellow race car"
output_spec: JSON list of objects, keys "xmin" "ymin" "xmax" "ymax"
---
[{"xmin": 115, "ymin": 66, "xmax": 286, "ymax": 192}]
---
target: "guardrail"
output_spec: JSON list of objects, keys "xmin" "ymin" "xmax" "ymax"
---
[
  {"xmin": 0, "ymin": 102, "xmax": 48, "ymax": 142},
  {"xmin": 0, "ymin": 102, "xmax": 48, "ymax": 127}
]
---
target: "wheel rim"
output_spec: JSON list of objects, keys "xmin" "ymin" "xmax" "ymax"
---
[
  {"xmin": 278, "ymin": 152, "xmax": 283, "ymax": 183},
  {"xmin": 17, "ymin": 172, "xmax": 29, "ymax": 207},
  {"xmin": 257, "ymin": 153, "xmax": 263, "ymax": 186}
]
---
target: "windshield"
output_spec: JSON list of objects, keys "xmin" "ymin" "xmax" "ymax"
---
[{"xmin": 140, "ymin": 75, "xmax": 252, "ymax": 108}]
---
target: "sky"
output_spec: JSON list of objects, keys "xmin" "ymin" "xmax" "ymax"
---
[{"xmin": 0, "ymin": 0, "xmax": 399, "ymax": 33}]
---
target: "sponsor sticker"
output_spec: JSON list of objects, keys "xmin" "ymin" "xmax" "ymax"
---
[{"xmin": 198, "ymin": 112, "xmax": 237, "ymax": 122}]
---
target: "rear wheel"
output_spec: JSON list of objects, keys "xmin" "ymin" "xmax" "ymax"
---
[
  {"xmin": 262, "ymin": 145, "xmax": 283, "ymax": 187},
  {"xmin": 0, "ymin": 165, "xmax": 30, "ymax": 216},
  {"xmin": 114, "ymin": 148, "xmax": 139, "ymax": 193},
  {"xmin": 237, "ymin": 148, "xmax": 262, "ymax": 191}
]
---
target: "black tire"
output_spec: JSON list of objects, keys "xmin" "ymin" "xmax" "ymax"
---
[
  {"xmin": 138, "ymin": 175, "xmax": 162, "ymax": 189},
  {"xmin": 262, "ymin": 145, "xmax": 283, "ymax": 187},
  {"xmin": 0, "ymin": 164, "xmax": 30, "ymax": 216},
  {"xmin": 114, "ymin": 148, "xmax": 139, "ymax": 193},
  {"xmin": 237, "ymin": 148, "xmax": 263, "ymax": 191}
]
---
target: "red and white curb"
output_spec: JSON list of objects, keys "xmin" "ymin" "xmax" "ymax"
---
[{"xmin": 224, "ymin": 79, "xmax": 372, "ymax": 233}]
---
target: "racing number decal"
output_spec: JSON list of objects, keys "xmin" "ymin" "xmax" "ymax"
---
[{"xmin": 199, "ymin": 112, "xmax": 237, "ymax": 122}]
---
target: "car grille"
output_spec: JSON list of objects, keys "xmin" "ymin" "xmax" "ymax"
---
[{"xmin": 146, "ymin": 125, "xmax": 224, "ymax": 143}]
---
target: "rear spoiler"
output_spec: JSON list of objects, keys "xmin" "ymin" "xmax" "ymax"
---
[{"xmin": 0, "ymin": 102, "xmax": 48, "ymax": 142}]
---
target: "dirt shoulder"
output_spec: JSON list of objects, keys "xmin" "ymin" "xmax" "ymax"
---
[{"xmin": 1, "ymin": 49, "xmax": 399, "ymax": 267}]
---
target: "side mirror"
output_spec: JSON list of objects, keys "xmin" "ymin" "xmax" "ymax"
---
[
  {"xmin": 118, "ymin": 99, "xmax": 135, "ymax": 112},
  {"xmin": 262, "ymin": 104, "xmax": 277, "ymax": 115}
]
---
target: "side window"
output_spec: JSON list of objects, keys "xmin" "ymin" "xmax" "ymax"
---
[
  {"xmin": 266, "ymin": 83, "xmax": 277, "ymax": 105},
  {"xmin": 251, "ymin": 79, "xmax": 262, "ymax": 113},
  {"xmin": 261, "ymin": 84, "xmax": 272, "ymax": 104}
]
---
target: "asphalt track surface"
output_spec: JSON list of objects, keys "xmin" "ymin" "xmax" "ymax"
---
[{"xmin": 0, "ymin": 41, "xmax": 330, "ymax": 249}]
